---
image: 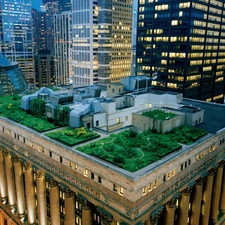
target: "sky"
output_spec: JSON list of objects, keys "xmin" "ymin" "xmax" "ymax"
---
[{"xmin": 32, "ymin": 0, "xmax": 42, "ymax": 10}]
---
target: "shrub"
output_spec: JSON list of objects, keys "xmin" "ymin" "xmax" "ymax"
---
[{"xmin": 113, "ymin": 156, "xmax": 125, "ymax": 164}]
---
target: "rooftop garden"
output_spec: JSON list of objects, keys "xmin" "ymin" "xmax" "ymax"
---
[
  {"xmin": 0, "ymin": 95, "xmax": 58, "ymax": 132},
  {"xmin": 142, "ymin": 109, "xmax": 177, "ymax": 120},
  {"xmin": 77, "ymin": 126, "xmax": 207, "ymax": 172},
  {"xmin": 45, "ymin": 127, "xmax": 100, "ymax": 146}
]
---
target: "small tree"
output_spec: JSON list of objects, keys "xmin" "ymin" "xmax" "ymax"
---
[{"xmin": 30, "ymin": 98, "xmax": 45, "ymax": 117}]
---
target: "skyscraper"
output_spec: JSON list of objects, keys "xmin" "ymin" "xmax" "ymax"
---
[
  {"xmin": 32, "ymin": 8, "xmax": 47, "ymax": 55},
  {"xmin": 54, "ymin": 12, "xmax": 72, "ymax": 85},
  {"xmin": 136, "ymin": 0, "xmax": 225, "ymax": 103},
  {"xmin": 0, "ymin": 0, "xmax": 34, "ymax": 83},
  {"xmin": 71, "ymin": 0, "xmax": 133, "ymax": 87},
  {"xmin": 42, "ymin": 0, "xmax": 58, "ymax": 55}
]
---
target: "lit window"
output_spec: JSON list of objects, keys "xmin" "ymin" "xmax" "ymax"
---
[
  {"xmin": 117, "ymin": 118, "xmax": 120, "ymax": 123},
  {"xmin": 143, "ymin": 186, "xmax": 147, "ymax": 195},
  {"xmin": 120, "ymin": 187, "xmax": 124, "ymax": 195},
  {"xmin": 148, "ymin": 183, "xmax": 152, "ymax": 192},
  {"xmin": 84, "ymin": 169, "xmax": 88, "ymax": 177}
]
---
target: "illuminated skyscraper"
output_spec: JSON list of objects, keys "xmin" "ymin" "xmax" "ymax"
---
[
  {"xmin": 0, "ymin": 0, "xmax": 34, "ymax": 83},
  {"xmin": 54, "ymin": 12, "xmax": 72, "ymax": 85},
  {"xmin": 71, "ymin": 0, "xmax": 133, "ymax": 87},
  {"xmin": 136, "ymin": 0, "xmax": 225, "ymax": 103}
]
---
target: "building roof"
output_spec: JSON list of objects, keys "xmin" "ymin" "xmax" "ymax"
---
[
  {"xmin": 0, "ymin": 54, "xmax": 11, "ymax": 67},
  {"xmin": 182, "ymin": 98, "xmax": 225, "ymax": 134}
]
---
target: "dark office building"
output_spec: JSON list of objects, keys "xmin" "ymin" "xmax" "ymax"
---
[
  {"xmin": 35, "ymin": 50, "xmax": 55, "ymax": 87},
  {"xmin": 136, "ymin": 0, "xmax": 225, "ymax": 103},
  {"xmin": 32, "ymin": 9, "xmax": 47, "ymax": 55}
]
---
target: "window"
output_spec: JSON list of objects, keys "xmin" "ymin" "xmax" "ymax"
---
[
  {"xmin": 84, "ymin": 169, "xmax": 88, "ymax": 177},
  {"xmin": 49, "ymin": 151, "xmax": 52, "ymax": 157},
  {"xmin": 98, "ymin": 176, "xmax": 102, "ymax": 183},
  {"xmin": 117, "ymin": 118, "xmax": 120, "ymax": 123},
  {"xmin": 120, "ymin": 187, "xmax": 124, "ymax": 195},
  {"xmin": 154, "ymin": 180, "xmax": 157, "ymax": 188},
  {"xmin": 148, "ymin": 183, "xmax": 152, "ymax": 192},
  {"xmin": 113, "ymin": 184, "xmax": 117, "ymax": 191},
  {"xmin": 69, "ymin": 162, "xmax": 73, "ymax": 167},
  {"xmin": 181, "ymin": 164, "xmax": 184, "ymax": 170},
  {"xmin": 23, "ymin": 137, "xmax": 25, "ymax": 143},
  {"xmin": 74, "ymin": 164, "xmax": 78, "ymax": 170},
  {"xmin": 91, "ymin": 172, "xmax": 94, "ymax": 180},
  {"xmin": 143, "ymin": 186, "xmax": 147, "ymax": 195},
  {"xmin": 96, "ymin": 120, "xmax": 99, "ymax": 126},
  {"xmin": 60, "ymin": 156, "xmax": 63, "ymax": 163}
]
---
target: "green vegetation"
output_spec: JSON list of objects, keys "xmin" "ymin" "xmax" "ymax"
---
[
  {"xmin": 143, "ymin": 109, "xmax": 177, "ymax": 120},
  {"xmin": 77, "ymin": 126, "xmax": 207, "ymax": 172},
  {"xmin": 45, "ymin": 127, "xmax": 100, "ymax": 146},
  {"xmin": 0, "ymin": 95, "xmax": 58, "ymax": 132}
]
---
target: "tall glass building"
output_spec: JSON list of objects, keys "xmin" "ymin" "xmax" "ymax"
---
[
  {"xmin": 71, "ymin": 0, "xmax": 133, "ymax": 87},
  {"xmin": 0, "ymin": 0, "xmax": 34, "ymax": 84},
  {"xmin": 136, "ymin": 0, "xmax": 225, "ymax": 103}
]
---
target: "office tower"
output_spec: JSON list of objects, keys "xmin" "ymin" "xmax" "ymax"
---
[
  {"xmin": 136, "ymin": 0, "xmax": 225, "ymax": 103},
  {"xmin": 0, "ymin": 54, "xmax": 28, "ymax": 95},
  {"xmin": 0, "ymin": 0, "xmax": 34, "ymax": 83},
  {"xmin": 58, "ymin": 0, "xmax": 72, "ymax": 12},
  {"xmin": 131, "ymin": 10, "xmax": 137, "ymax": 75},
  {"xmin": 71, "ymin": 0, "xmax": 133, "ymax": 87},
  {"xmin": 54, "ymin": 12, "xmax": 72, "ymax": 85},
  {"xmin": 32, "ymin": 9, "xmax": 47, "ymax": 55},
  {"xmin": 42, "ymin": 0, "xmax": 58, "ymax": 55},
  {"xmin": 1, "ymin": 81, "xmax": 225, "ymax": 225},
  {"xmin": 35, "ymin": 50, "xmax": 55, "ymax": 87}
]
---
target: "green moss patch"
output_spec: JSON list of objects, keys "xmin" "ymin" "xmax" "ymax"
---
[
  {"xmin": 0, "ymin": 95, "xmax": 58, "ymax": 132},
  {"xmin": 142, "ymin": 109, "xmax": 177, "ymax": 120},
  {"xmin": 77, "ymin": 126, "xmax": 207, "ymax": 172},
  {"xmin": 45, "ymin": 127, "xmax": 100, "ymax": 146}
]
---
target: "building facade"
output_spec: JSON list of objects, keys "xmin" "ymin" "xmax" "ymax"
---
[
  {"xmin": 42, "ymin": 0, "xmax": 58, "ymax": 55},
  {"xmin": 32, "ymin": 8, "xmax": 48, "ymax": 55},
  {"xmin": 54, "ymin": 12, "xmax": 72, "ymax": 85},
  {"xmin": 71, "ymin": 0, "xmax": 133, "ymax": 87},
  {"xmin": 35, "ymin": 50, "xmax": 55, "ymax": 87},
  {"xmin": 0, "ymin": 0, "xmax": 34, "ymax": 83},
  {"xmin": 1, "ymin": 85, "xmax": 225, "ymax": 224},
  {"xmin": 136, "ymin": 0, "xmax": 225, "ymax": 103},
  {"xmin": 0, "ymin": 54, "xmax": 28, "ymax": 95}
]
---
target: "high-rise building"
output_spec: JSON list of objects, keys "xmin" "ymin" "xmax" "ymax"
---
[
  {"xmin": 32, "ymin": 8, "xmax": 47, "ymax": 55},
  {"xmin": 58, "ymin": 0, "xmax": 72, "ymax": 12},
  {"xmin": 54, "ymin": 12, "xmax": 72, "ymax": 85},
  {"xmin": 131, "ymin": 10, "xmax": 137, "ymax": 75},
  {"xmin": 71, "ymin": 0, "xmax": 133, "ymax": 87},
  {"xmin": 136, "ymin": 0, "xmax": 225, "ymax": 103},
  {"xmin": 35, "ymin": 50, "xmax": 55, "ymax": 87},
  {"xmin": 42, "ymin": 0, "xmax": 58, "ymax": 55},
  {"xmin": 0, "ymin": 0, "xmax": 34, "ymax": 83}
]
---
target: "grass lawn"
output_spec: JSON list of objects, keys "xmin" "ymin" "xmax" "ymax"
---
[
  {"xmin": 77, "ymin": 126, "xmax": 207, "ymax": 172},
  {"xmin": 45, "ymin": 127, "xmax": 100, "ymax": 146},
  {"xmin": 0, "ymin": 95, "xmax": 58, "ymax": 132},
  {"xmin": 143, "ymin": 109, "xmax": 177, "ymax": 120}
]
